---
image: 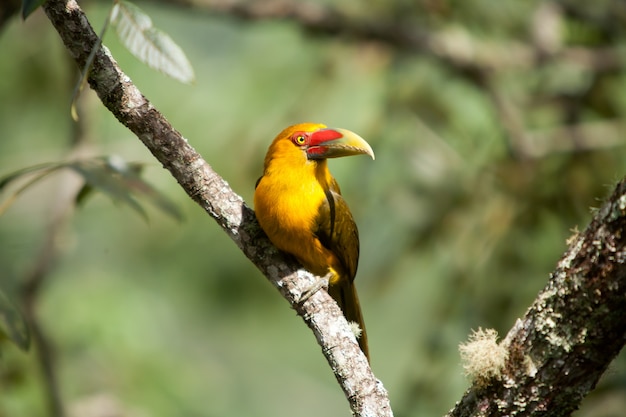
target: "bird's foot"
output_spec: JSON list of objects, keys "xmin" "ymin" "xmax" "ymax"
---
[{"xmin": 298, "ymin": 273, "xmax": 331, "ymax": 303}]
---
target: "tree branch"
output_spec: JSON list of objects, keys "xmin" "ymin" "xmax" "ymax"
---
[
  {"xmin": 20, "ymin": 71, "xmax": 93, "ymax": 417},
  {"xmin": 156, "ymin": 0, "xmax": 626, "ymax": 160},
  {"xmin": 155, "ymin": 0, "xmax": 623, "ymax": 75},
  {"xmin": 41, "ymin": 0, "xmax": 392, "ymax": 415},
  {"xmin": 448, "ymin": 180, "xmax": 626, "ymax": 416}
]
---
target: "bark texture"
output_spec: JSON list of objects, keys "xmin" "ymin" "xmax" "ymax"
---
[{"xmin": 448, "ymin": 181, "xmax": 626, "ymax": 416}]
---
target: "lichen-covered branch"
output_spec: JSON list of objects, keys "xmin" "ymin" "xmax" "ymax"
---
[
  {"xmin": 41, "ymin": 0, "xmax": 392, "ymax": 415},
  {"xmin": 448, "ymin": 181, "xmax": 626, "ymax": 416}
]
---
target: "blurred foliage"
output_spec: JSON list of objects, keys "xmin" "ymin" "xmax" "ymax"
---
[
  {"xmin": 0, "ymin": 157, "xmax": 182, "ymax": 221},
  {"xmin": 1, "ymin": 0, "xmax": 626, "ymax": 416},
  {"xmin": 0, "ymin": 287, "xmax": 30, "ymax": 351},
  {"xmin": 110, "ymin": 0, "xmax": 196, "ymax": 84}
]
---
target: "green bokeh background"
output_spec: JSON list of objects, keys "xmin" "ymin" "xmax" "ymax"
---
[{"xmin": 1, "ymin": 1, "xmax": 626, "ymax": 416}]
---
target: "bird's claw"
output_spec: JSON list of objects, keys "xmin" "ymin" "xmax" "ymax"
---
[{"xmin": 299, "ymin": 273, "xmax": 331, "ymax": 303}]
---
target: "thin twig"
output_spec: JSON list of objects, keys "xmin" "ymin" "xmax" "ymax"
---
[
  {"xmin": 20, "ymin": 63, "xmax": 93, "ymax": 417},
  {"xmin": 20, "ymin": 169, "xmax": 80, "ymax": 417}
]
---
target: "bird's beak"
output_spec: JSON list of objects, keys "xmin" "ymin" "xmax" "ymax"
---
[{"xmin": 306, "ymin": 128, "xmax": 375, "ymax": 160}]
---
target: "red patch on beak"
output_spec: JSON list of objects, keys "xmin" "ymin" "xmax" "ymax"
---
[{"xmin": 309, "ymin": 129, "xmax": 343, "ymax": 146}]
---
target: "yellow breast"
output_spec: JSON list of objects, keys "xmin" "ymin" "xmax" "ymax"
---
[{"xmin": 254, "ymin": 154, "xmax": 334, "ymax": 277}]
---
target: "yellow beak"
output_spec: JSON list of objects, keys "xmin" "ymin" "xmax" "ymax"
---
[{"xmin": 306, "ymin": 128, "xmax": 375, "ymax": 160}]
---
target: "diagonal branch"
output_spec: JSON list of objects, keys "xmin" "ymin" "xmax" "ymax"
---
[
  {"xmin": 448, "ymin": 180, "xmax": 626, "ymax": 416},
  {"xmin": 41, "ymin": 0, "xmax": 392, "ymax": 415},
  {"xmin": 154, "ymin": 0, "xmax": 623, "ymax": 75}
]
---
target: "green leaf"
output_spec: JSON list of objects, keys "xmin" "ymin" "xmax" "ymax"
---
[
  {"xmin": 69, "ymin": 159, "xmax": 149, "ymax": 221},
  {"xmin": 0, "ymin": 164, "xmax": 65, "ymax": 216},
  {"xmin": 103, "ymin": 156, "xmax": 184, "ymax": 221},
  {"xmin": 0, "ymin": 288, "xmax": 30, "ymax": 351},
  {"xmin": 21, "ymin": 0, "xmax": 46, "ymax": 20},
  {"xmin": 111, "ymin": 1, "xmax": 195, "ymax": 84},
  {"xmin": 75, "ymin": 183, "xmax": 95, "ymax": 207},
  {"xmin": 1, "ymin": 157, "xmax": 182, "ymax": 222},
  {"xmin": 0, "ymin": 162, "xmax": 63, "ymax": 191}
]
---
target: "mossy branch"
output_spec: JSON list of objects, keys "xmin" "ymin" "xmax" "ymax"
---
[{"xmin": 449, "ymin": 180, "xmax": 626, "ymax": 416}]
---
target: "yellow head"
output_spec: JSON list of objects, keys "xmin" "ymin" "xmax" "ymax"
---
[{"xmin": 263, "ymin": 123, "xmax": 375, "ymax": 169}]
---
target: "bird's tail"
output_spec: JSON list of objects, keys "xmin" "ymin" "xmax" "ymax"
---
[{"xmin": 329, "ymin": 280, "xmax": 369, "ymax": 361}]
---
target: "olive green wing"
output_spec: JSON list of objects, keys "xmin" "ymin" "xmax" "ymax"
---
[{"xmin": 314, "ymin": 181, "xmax": 360, "ymax": 281}]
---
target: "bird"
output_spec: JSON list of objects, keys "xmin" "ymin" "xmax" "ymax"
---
[{"xmin": 254, "ymin": 122, "xmax": 375, "ymax": 359}]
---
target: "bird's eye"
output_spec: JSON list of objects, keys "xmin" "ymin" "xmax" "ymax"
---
[{"xmin": 293, "ymin": 134, "xmax": 306, "ymax": 145}]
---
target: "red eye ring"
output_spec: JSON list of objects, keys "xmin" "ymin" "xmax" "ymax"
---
[{"xmin": 292, "ymin": 133, "xmax": 307, "ymax": 146}]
